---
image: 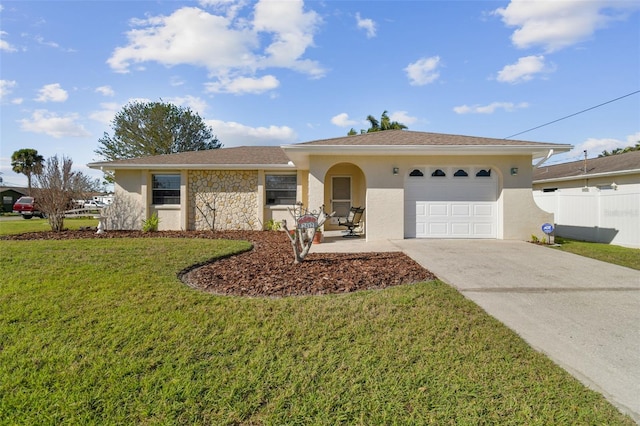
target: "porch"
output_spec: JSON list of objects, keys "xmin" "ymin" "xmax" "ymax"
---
[{"xmin": 310, "ymin": 230, "xmax": 399, "ymax": 253}]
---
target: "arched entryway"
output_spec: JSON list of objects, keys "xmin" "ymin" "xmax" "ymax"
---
[{"xmin": 323, "ymin": 163, "xmax": 366, "ymax": 233}]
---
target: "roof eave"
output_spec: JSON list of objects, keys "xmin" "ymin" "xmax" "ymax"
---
[
  {"xmin": 88, "ymin": 162, "xmax": 295, "ymax": 171},
  {"xmin": 282, "ymin": 144, "xmax": 572, "ymax": 168},
  {"xmin": 533, "ymin": 168, "xmax": 640, "ymax": 184}
]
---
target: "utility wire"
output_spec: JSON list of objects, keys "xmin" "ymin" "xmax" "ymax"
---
[{"xmin": 504, "ymin": 90, "xmax": 640, "ymax": 139}]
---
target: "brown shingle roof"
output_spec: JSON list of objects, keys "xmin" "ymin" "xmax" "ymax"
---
[
  {"xmin": 89, "ymin": 130, "xmax": 572, "ymax": 170},
  {"xmin": 298, "ymin": 130, "xmax": 559, "ymax": 147},
  {"xmin": 90, "ymin": 146, "xmax": 291, "ymax": 167},
  {"xmin": 534, "ymin": 150, "xmax": 640, "ymax": 181}
]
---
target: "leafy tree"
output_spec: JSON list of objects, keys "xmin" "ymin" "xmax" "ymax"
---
[
  {"xmin": 11, "ymin": 148, "xmax": 44, "ymax": 194},
  {"xmin": 95, "ymin": 101, "xmax": 221, "ymax": 162},
  {"xmin": 34, "ymin": 155, "xmax": 93, "ymax": 232},
  {"xmin": 348, "ymin": 110, "xmax": 408, "ymax": 135},
  {"xmin": 598, "ymin": 142, "xmax": 640, "ymax": 157}
]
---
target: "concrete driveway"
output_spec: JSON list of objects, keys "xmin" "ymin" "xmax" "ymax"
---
[{"xmin": 391, "ymin": 239, "xmax": 640, "ymax": 423}]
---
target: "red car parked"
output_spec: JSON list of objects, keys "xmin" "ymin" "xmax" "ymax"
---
[{"xmin": 12, "ymin": 196, "xmax": 45, "ymax": 219}]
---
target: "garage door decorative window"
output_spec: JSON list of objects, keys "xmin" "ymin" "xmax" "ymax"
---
[{"xmin": 405, "ymin": 166, "xmax": 497, "ymax": 239}]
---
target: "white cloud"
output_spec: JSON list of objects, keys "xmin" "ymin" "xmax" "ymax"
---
[
  {"xmin": 405, "ymin": 56, "xmax": 441, "ymax": 86},
  {"xmin": 108, "ymin": 1, "xmax": 324, "ymax": 92},
  {"xmin": 0, "ymin": 30, "xmax": 17, "ymax": 52},
  {"xmin": 493, "ymin": 0, "xmax": 639, "ymax": 52},
  {"xmin": 331, "ymin": 113, "xmax": 358, "ymax": 127},
  {"xmin": 164, "ymin": 95, "xmax": 209, "ymax": 116},
  {"xmin": 170, "ymin": 76, "xmax": 185, "ymax": 87},
  {"xmin": 19, "ymin": 109, "xmax": 91, "ymax": 138},
  {"xmin": 390, "ymin": 111, "xmax": 417, "ymax": 125},
  {"xmin": 569, "ymin": 132, "xmax": 640, "ymax": 158},
  {"xmin": 35, "ymin": 83, "xmax": 69, "ymax": 102},
  {"xmin": 34, "ymin": 35, "xmax": 60, "ymax": 49},
  {"xmin": 496, "ymin": 55, "xmax": 553, "ymax": 84},
  {"xmin": 109, "ymin": 7, "xmax": 255, "ymax": 73},
  {"xmin": 89, "ymin": 102, "xmax": 120, "ymax": 125},
  {"xmin": 453, "ymin": 101, "xmax": 529, "ymax": 114},
  {"xmin": 204, "ymin": 75, "xmax": 279, "ymax": 94},
  {"xmin": 95, "ymin": 85, "xmax": 115, "ymax": 97},
  {"xmin": 0, "ymin": 79, "xmax": 17, "ymax": 99},
  {"xmin": 252, "ymin": 0, "xmax": 324, "ymax": 76},
  {"xmin": 198, "ymin": 0, "xmax": 246, "ymax": 20},
  {"xmin": 356, "ymin": 13, "xmax": 376, "ymax": 38},
  {"xmin": 331, "ymin": 111, "xmax": 417, "ymax": 129},
  {"xmin": 207, "ymin": 119, "xmax": 297, "ymax": 147}
]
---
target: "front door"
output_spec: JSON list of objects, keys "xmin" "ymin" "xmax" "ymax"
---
[{"xmin": 332, "ymin": 176, "xmax": 351, "ymax": 218}]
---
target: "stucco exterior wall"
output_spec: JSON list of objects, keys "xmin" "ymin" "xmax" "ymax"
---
[
  {"xmin": 105, "ymin": 152, "xmax": 554, "ymax": 241},
  {"xmin": 502, "ymin": 188, "xmax": 554, "ymax": 240},
  {"xmin": 188, "ymin": 170, "xmax": 259, "ymax": 231},
  {"xmin": 306, "ymin": 153, "xmax": 550, "ymax": 241},
  {"xmin": 108, "ymin": 169, "xmax": 145, "ymax": 230}
]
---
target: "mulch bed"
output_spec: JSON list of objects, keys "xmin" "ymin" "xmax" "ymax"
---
[{"xmin": 2, "ymin": 230, "xmax": 436, "ymax": 297}]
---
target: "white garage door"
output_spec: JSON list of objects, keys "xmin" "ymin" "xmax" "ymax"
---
[{"xmin": 404, "ymin": 167, "xmax": 497, "ymax": 238}]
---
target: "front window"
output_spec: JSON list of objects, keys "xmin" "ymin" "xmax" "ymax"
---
[
  {"xmin": 266, "ymin": 174, "xmax": 297, "ymax": 205},
  {"xmin": 152, "ymin": 174, "xmax": 180, "ymax": 205}
]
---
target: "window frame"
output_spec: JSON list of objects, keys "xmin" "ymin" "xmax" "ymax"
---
[
  {"xmin": 152, "ymin": 174, "xmax": 181, "ymax": 205},
  {"xmin": 265, "ymin": 174, "xmax": 297, "ymax": 205}
]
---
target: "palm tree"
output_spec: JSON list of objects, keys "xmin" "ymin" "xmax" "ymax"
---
[
  {"xmin": 365, "ymin": 114, "xmax": 380, "ymax": 132},
  {"xmin": 379, "ymin": 110, "xmax": 407, "ymax": 131},
  {"xmin": 599, "ymin": 141, "xmax": 640, "ymax": 157},
  {"xmin": 11, "ymin": 148, "xmax": 44, "ymax": 194},
  {"xmin": 348, "ymin": 110, "xmax": 408, "ymax": 135}
]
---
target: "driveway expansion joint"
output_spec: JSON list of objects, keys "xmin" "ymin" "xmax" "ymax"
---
[{"xmin": 462, "ymin": 287, "xmax": 640, "ymax": 293}]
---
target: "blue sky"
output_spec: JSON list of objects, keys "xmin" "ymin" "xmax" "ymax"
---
[{"xmin": 1, "ymin": 0, "xmax": 639, "ymax": 187}]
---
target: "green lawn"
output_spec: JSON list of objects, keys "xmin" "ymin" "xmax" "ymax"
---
[
  {"xmin": 0, "ymin": 237, "xmax": 634, "ymax": 424},
  {"xmin": 0, "ymin": 217, "xmax": 99, "ymax": 235},
  {"xmin": 553, "ymin": 237, "xmax": 640, "ymax": 270}
]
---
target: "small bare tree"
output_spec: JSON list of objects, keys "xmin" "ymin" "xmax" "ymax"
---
[
  {"xmin": 34, "ymin": 155, "xmax": 93, "ymax": 231},
  {"xmin": 281, "ymin": 203, "xmax": 334, "ymax": 264},
  {"xmin": 195, "ymin": 192, "xmax": 217, "ymax": 231}
]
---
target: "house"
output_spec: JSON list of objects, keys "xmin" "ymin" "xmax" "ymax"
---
[
  {"xmin": 88, "ymin": 130, "xmax": 572, "ymax": 242},
  {"xmin": 533, "ymin": 150, "xmax": 640, "ymax": 248},
  {"xmin": 0, "ymin": 186, "xmax": 27, "ymax": 213}
]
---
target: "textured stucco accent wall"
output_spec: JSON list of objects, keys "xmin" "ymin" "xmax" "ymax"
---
[{"xmin": 188, "ymin": 170, "xmax": 259, "ymax": 230}]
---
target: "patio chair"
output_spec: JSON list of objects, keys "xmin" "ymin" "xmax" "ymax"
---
[{"xmin": 338, "ymin": 206, "xmax": 365, "ymax": 238}]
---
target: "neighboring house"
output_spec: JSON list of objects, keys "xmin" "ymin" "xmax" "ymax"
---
[
  {"xmin": 88, "ymin": 130, "xmax": 571, "ymax": 242},
  {"xmin": 0, "ymin": 186, "xmax": 27, "ymax": 213},
  {"xmin": 533, "ymin": 150, "xmax": 640, "ymax": 248}
]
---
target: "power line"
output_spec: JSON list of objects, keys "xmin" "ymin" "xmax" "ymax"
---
[{"xmin": 504, "ymin": 90, "xmax": 640, "ymax": 139}]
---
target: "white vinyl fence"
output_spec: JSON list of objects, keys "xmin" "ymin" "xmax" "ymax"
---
[{"xmin": 533, "ymin": 184, "xmax": 640, "ymax": 248}]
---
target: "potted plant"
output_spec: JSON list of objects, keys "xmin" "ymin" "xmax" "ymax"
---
[{"xmin": 313, "ymin": 228, "xmax": 323, "ymax": 244}]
